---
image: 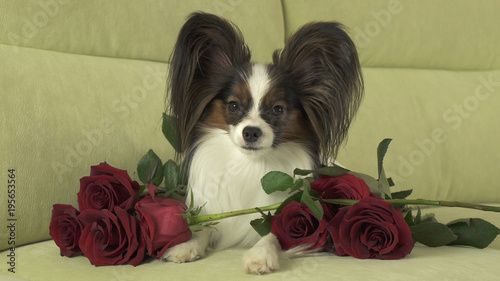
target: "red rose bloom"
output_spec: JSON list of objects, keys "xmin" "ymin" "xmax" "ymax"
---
[
  {"xmin": 49, "ymin": 204, "xmax": 83, "ymax": 257},
  {"xmin": 78, "ymin": 162, "xmax": 140, "ymax": 212},
  {"xmin": 330, "ymin": 197, "xmax": 414, "ymax": 260},
  {"xmin": 311, "ymin": 174, "xmax": 375, "ymax": 220},
  {"xmin": 78, "ymin": 207, "xmax": 146, "ymax": 266},
  {"xmin": 271, "ymin": 201, "xmax": 329, "ymax": 250},
  {"xmin": 135, "ymin": 193, "xmax": 192, "ymax": 258}
]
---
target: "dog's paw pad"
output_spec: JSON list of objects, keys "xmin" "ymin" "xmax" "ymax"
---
[
  {"xmin": 161, "ymin": 240, "xmax": 206, "ymax": 263},
  {"xmin": 242, "ymin": 247, "xmax": 280, "ymax": 274}
]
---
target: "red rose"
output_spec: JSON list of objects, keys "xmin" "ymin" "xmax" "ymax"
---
[
  {"xmin": 135, "ymin": 193, "xmax": 192, "ymax": 258},
  {"xmin": 49, "ymin": 204, "xmax": 83, "ymax": 257},
  {"xmin": 311, "ymin": 174, "xmax": 375, "ymax": 220},
  {"xmin": 271, "ymin": 201, "xmax": 329, "ymax": 250},
  {"xmin": 330, "ymin": 197, "xmax": 414, "ymax": 259},
  {"xmin": 78, "ymin": 162, "xmax": 140, "ymax": 212},
  {"xmin": 78, "ymin": 207, "xmax": 146, "ymax": 266}
]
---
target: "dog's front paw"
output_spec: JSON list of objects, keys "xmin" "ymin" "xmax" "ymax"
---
[
  {"xmin": 161, "ymin": 239, "xmax": 206, "ymax": 263},
  {"xmin": 242, "ymin": 245, "xmax": 280, "ymax": 274}
]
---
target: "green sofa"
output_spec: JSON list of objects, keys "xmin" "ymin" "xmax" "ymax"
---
[{"xmin": 1, "ymin": 0, "xmax": 500, "ymax": 280}]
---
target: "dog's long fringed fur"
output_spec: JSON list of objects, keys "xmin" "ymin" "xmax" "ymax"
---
[{"xmin": 163, "ymin": 12, "xmax": 363, "ymax": 274}]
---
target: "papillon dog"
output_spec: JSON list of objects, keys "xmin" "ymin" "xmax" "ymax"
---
[{"xmin": 162, "ymin": 12, "xmax": 363, "ymax": 274}]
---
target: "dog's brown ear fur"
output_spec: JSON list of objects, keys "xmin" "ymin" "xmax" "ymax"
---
[
  {"xmin": 167, "ymin": 12, "xmax": 251, "ymax": 153},
  {"xmin": 273, "ymin": 22, "xmax": 363, "ymax": 163}
]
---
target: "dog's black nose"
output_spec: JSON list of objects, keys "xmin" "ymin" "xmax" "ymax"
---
[{"xmin": 242, "ymin": 126, "xmax": 262, "ymax": 143}]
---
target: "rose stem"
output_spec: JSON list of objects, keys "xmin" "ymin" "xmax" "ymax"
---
[
  {"xmin": 187, "ymin": 200, "xmax": 500, "ymax": 226},
  {"xmin": 187, "ymin": 202, "xmax": 282, "ymax": 225},
  {"xmin": 323, "ymin": 199, "xmax": 500, "ymax": 213}
]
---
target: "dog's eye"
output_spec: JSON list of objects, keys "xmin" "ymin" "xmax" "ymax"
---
[
  {"xmin": 272, "ymin": 105, "xmax": 284, "ymax": 117},
  {"xmin": 228, "ymin": 101, "xmax": 240, "ymax": 113}
]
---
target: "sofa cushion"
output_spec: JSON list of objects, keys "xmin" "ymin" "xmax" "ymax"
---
[
  {"xmin": 0, "ymin": 0, "xmax": 284, "ymax": 63},
  {"xmin": 336, "ymin": 67, "xmax": 500, "ymax": 203},
  {"xmin": 0, "ymin": 43, "xmax": 173, "ymax": 251},
  {"xmin": 2, "ymin": 203, "xmax": 499, "ymax": 280},
  {"xmin": 2, "ymin": 242, "xmax": 500, "ymax": 281},
  {"xmin": 282, "ymin": 0, "xmax": 500, "ymax": 70}
]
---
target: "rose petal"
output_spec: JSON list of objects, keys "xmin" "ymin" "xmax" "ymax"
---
[
  {"xmin": 135, "ymin": 196, "xmax": 191, "ymax": 258},
  {"xmin": 330, "ymin": 197, "xmax": 414, "ymax": 260},
  {"xmin": 49, "ymin": 204, "xmax": 83, "ymax": 257},
  {"xmin": 90, "ymin": 162, "xmax": 132, "ymax": 182},
  {"xmin": 79, "ymin": 164, "xmax": 139, "ymax": 213},
  {"xmin": 271, "ymin": 201, "xmax": 328, "ymax": 250},
  {"xmin": 78, "ymin": 208, "xmax": 145, "ymax": 266}
]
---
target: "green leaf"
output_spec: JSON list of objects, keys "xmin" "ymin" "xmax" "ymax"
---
[
  {"xmin": 189, "ymin": 222, "xmax": 219, "ymax": 232},
  {"xmin": 165, "ymin": 189, "xmax": 186, "ymax": 202},
  {"xmin": 309, "ymin": 188, "xmax": 319, "ymax": 198},
  {"xmin": 410, "ymin": 222, "xmax": 458, "ymax": 247},
  {"xmin": 162, "ymin": 113, "xmax": 179, "ymax": 152},
  {"xmin": 294, "ymin": 165, "xmax": 350, "ymax": 178},
  {"xmin": 390, "ymin": 189, "xmax": 413, "ymax": 208},
  {"xmin": 387, "ymin": 177, "xmax": 395, "ymax": 187},
  {"xmin": 378, "ymin": 168, "xmax": 392, "ymax": 199},
  {"xmin": 186, "ymin": 201, "xmax": 206, "ymax": 217},
  {"xmin": 138, "ymin": 184, "xmax": 147, "ymax": 196},
  {"xmin": 377, "ymin": 138, "xmax": 392, "ymax": 176},
  {"xmin": 376, "ymin": 138, "xmax": 393, "ymax": 199},
  {"xmin": 276, "ymin": 191, "xmax": 303, "ymax": 215},
  {"xmin": 187, "ymin": 190, "xmax": 194, "ymax": 211},
  {"xmin": 348, "ymin": 171, "xmax": 381, "ymax": 197},
  {"xmin": 250, "ymin": 212, "xmax": 272, "ymax": 237},
  {"xmin": 137, "ymin": 149, "xmax": 163, "ymax": 185},
  {"xmin": 293, "ymin": 168, "xmax": 314, "ymax": 177},
  {"xmin": 403, "ymin": 209, "xmax": 415, "ymax": 227},
  {"xmin": 301, "ymin": 192, "xmax": 324, "ymax": 220},
  {"xmin": 261, "ymin": 171, "xmax": 294, "ymax": 194},
  {"xmin": 447, "ymin": 218, "xmax": 500, "ymax": 249},
  {"xmin": 391, "ymin": 189, "xmax": 413, "ymax": 200},
  {"xmin": 414, "ymin": 207, "xmax": 422, "ymax": 224},
  {"xmin": 312, "ymin": 165, "xmax": 350, "ymax": 177},
  {"xmin": 290, "ymin": 178, "xmax": 304, "ymax": 193},
  {"xmin": 300, "ymin": 179, "xmax": 323, "ymax": 220},
  {"xmin": 163, "ymin": 160, "xmax": 179, "ymax": 191}
]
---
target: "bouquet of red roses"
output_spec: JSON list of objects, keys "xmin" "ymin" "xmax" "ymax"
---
[
  {"xmin": 49, "ymin": 138, "xmax": 500, "ymax": 266},
  {"xmin": 49, "ymin": 163, "xmax": 191, "ymax": 266}
]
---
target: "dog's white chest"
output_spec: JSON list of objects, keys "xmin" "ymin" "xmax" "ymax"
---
[{"xmin": 187, "ymin": 129, "xmax": 314, "ymax": 249}]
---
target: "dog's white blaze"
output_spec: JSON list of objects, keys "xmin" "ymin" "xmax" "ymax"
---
[
  {"xmin": 247, "ymin": 63, "xmax": 270, "ymax": 118},
  {"xmin": 229, "ymin": 63, "xmax": 275, "ymax": 149}
]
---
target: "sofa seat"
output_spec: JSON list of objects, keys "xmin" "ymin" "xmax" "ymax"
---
[
  {"xmin": 2, "ymin": 205, "xmax": 499, "ymax": 281},
  {"xmin": 1, "ymin": 242, "xmax": 499, "ymax": 281}
]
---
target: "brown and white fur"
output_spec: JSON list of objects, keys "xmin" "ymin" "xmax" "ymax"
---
[{"xmin": 162, "ymin": 12, "xmax": 363, "ymax": 274}]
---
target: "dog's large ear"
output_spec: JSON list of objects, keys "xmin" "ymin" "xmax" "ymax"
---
[
  {"xmin": 168, "ymin": 12, "xmax": 251, "ymax": 153},
  {"xmin": 273, "ymin": 22, "xmax": 363, "ymax": 163}
]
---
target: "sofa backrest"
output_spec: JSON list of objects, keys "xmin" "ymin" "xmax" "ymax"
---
[
  {"xmin": 279, "ymin": 0, "xmax": 500, "ymax": 202},
  {"xmin": 282, "ymin": 0, "xmax": 500, "ymax": 70},
  {"xmin": 0, "ymin": 0, "xmax": 284, "ymax": 63}
]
